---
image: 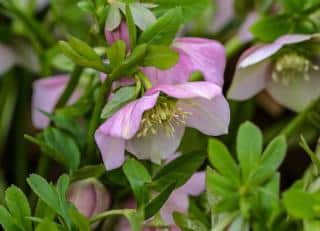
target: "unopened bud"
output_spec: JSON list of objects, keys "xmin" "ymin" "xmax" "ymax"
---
[
  {"xmin": 67, "ymin": 179, "xmax": 110, "ymax": 218},
  {"xmin": 105, "ymin": 21, "xmax": 130, "ymax": 49}
]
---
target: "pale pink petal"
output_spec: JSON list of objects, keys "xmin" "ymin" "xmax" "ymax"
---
[
  {"xmin": 239, "ymin": 34, "xmax": 313, "ymax": 68},
  {"xmin": 160, "ymin": 192, "xmax": 189, "ymax": 225},
  {"xmin": 127, "ymin": 125, "xmax": 185, "ymax": 164},
  {"xmin": 0, "ymin": 43, "xmax": 16, "ymax": 75},
  {"xmin": 177, "ymin": 172, "xmax": 206, "ymax": 196},
  {"xmin": 210, "ymin": 0, "xmax": 234, "ymax": 32},
  {"xmin": 266, "ymin": 70, "xmax": 320, "ymax": 112},
  {"xmin": 97, "ymin": 93, "xmax": 159, "ymax": 139},
  {"xmin": 178, "ymin": 95, "xmax": 230, "ymax": 136},
  {"xmin": 237, "ymin": 12, "xmax": 258, "ymax": 43},
  {"xmin": 141, "ymin": 48, "xmax": 192, "ymax": 85},
  {"xmin": 105, "ymin": 21, "xmax": 130, "ymax": 48},
  {"xmin": 147, "ymin": 82, "xmax": 222, "ymax": 100},
  {"xmin": 32, "ymin": 76, "xmax": 69, "ymax": 129},
  {"xmin": 94, "ymin": 134, "xmax": 126, "ymax": 170},
  {"xmin": 228, "ymin": 59, "xmax": 271, "ymax": 100},
  {"xmin": 173, "ymin": 38, "xmax": 226, "ymax": 86}
]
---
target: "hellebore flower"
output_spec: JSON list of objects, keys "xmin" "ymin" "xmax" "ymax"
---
[
  {"xmin": 160, "ymin": 172, "xmax": 206, "ymax": 224},
  {"xmin": 95, "ymin": 82, "xmax": 229, "ymax": 170},
  {"xmin": 105, "ymin": 21, "xmax": 130, "ymax": 48},
  {"xmin": 0, "ymin": 43, "xmax": 16, "ymax": 76},
  {"xmin": 115, "ymin": 172, "xmax": 205, "ymax": 231},
  {"xmin": 228, "ymin": 34, "xmax": 320, "ymax": 112},
  {"xmin": 142, "ymin": 37, "xmax": 226, "ymax": 86},
  {"xmin": 32, "ymin": 75, "xmax": 81, "ymax": 129},
  {"xmin": 67, "ymin": 179, "xmax": 110, "ymax": 218}
]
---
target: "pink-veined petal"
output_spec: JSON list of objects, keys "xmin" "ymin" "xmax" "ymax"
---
[
  {"xmin": 97, "ymin": 93, "xmax": 159, "ymax": 139},
  {"xmin": 32, "ymin": 76, "xmax": 69, "ymax": 129},
  {"xmin": 173, "ymin": 37, "xmax": 226, "ymax": 86},
  {"xmin": 239, "ymin": 34, "xmax": 313, "ymax": 68},
  {"xmin": 147, "ymin": 82, "xmax": 222, "ymax": 100},
  {"xmin": 127, "ymin": 125, "xmax": 185, "ymax": 164},
  {"xmin": 266, "ymin": 70, "xmax": 320, "ymax": 112},
  {"xmin": 177, "ymin": 172, "xmax": 206, "ymax": 196},
  {"xmin": 228, "ymin": 59, "xmax": 271, "ymax": 100},
  {"xmin": 160, "ymin": 192, "xmax": 189, "ymax": 225},
  {"xmin": 94, "ymin": 133, "xmax": 126, "ymax": 170},
  {"xmin": 141, "ymin": 48, "xmax": 192, "ymax": 85},
  {"xmin": 178, "ymin": 95, "xmax": 230, "ymax": 136}
]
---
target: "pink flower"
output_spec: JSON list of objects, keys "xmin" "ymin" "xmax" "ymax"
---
[
  {"xmin": 67, "ymin": 179, "xmax": 110, "ymax": 218},
  {"xmin": 160, "ymin": 172, "xmax": 206, "ymax": 225},
  {"xmin": 95, "ymin": 82, "xmax": 229, "ymax": 170},
  {"xmin": 31, "ymin": 75, "xmax": 82, "ymax": 129},
  {"xmin": 142, "ymin": 37, "xmax": 226, "ymax": 86},
  {"xmin": 228, "ymin": 34, "xmax": 320, "ymax": 112},
  {"xmin": 115, "ymin": 172, "xmax": 205, "ymax": 231},
  {"xmin": 210, "ymin": 0, "xmax": 234, "ymax": 32},
  {"xmin": 0, "ymin": 43, "xmax": 16, "ymax": 75},
  {"xmin": 105, "ymin": 21, "xmax": 130, "ymax": 49}
]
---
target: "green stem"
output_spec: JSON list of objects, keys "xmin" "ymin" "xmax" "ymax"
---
[
  {"xmin": 55, "ymin": 66, "xmax": 84, "ymax": 108},
  {"xmin": 225, "ymin": 37, "xmax": 247, "ymax": 59},
  {"xmin": 280, "ymin": 97, "xmax": 320, "ymax": 140},
  {"xmin": 13, "ymin": 71, "xmax": 32, "ymax": 190},
  {"xmin": 90, "ymin": 209, "xmax": 134, "ymax": 224},
  {"xmin": 86, "ymin": 77, "xmax": 114, "ymax": 161}
]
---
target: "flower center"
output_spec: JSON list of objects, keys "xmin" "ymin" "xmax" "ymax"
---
[
  {"xmin": 137, "ymin": 97, "xmax": 191, "ymax": 137},
  {"xmin": 272, "ymin": 52, "xmax": 319, "ymax": 85}
]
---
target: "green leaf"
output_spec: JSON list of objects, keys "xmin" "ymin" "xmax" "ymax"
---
[
  {"xmin": 152, "ymin": 151, "xmax": 206, "ymax": 190},
  {"xmin": 173, "ymin": 212, "xmax": 208, "ymax": 231},
  {"xmin": 106, "ymin": 40, "xmax": 126, "ymax": 69},
  {"xmin": 34, "ymin": 199, "xmax": 55, "ymax": 220},
  {"xmin": 124, "ymin": 210, "xmax": 144, "ymax": 231},
  {"xmin": 144, "ymin": 181, "xmax": 176, "ymax": 219},
  {"xmin": 27, "ymin": 174, "xmax": 61, "ymax": 216},
  {"xmin": 125, "ymin": 4, "xmax": 137, "ymax": 49},
  {"xmin": 0, "ymin": 206, "xmax": 24, "ymax": 231},
  {"xmin": 236, "ymin": 122, "xmax": 263, "ymax": 180},
  {"xmin": 43, "ymin": 127, "xmax": 81, "ymax": 171},
  {"xmin": 208, "ymin": 138, "xmax": 239, "ymax": 183},
  {"xmin": 206, "ymin": 168, "xmax": 237, "ymax": 198},
  {"xmin": 123, "ymin": 158, "xmax": 152, "ymax": 205},
  {"xmin": 146, "ymin": 0, "xmax": 209, "ymax": 22},
  {"xmin": 70, "ymin": 164, "xmax": 105, "ymax": 182},
  {"xmin": 5, "ymin": 186, "xmax": 32, "ymax": 231},
  {"xmin": 250, "ymin": 15, "xmax": 293, "ymax": 42},
  {"xmin": 251, "ymin": 136, "xmax": 287, "ymax": 184},
  {"xmin": 142, "ymin": 45, "xmax": 179, "ymax": 70},
  {"xmin": 35, "ymin": 219, "xmax": 59, "ymax": 231},
  {"xmin": 138, "ymin": 7, "xmax": 182, "ymax": 45},
  {"xmin": 106, "ymin": 5, "xmax": 121, "ymax": 31},
  {"xmin": 69, "ymin": 207, "xmax": 90, "ymax": 231},
  {"xmin": 68, "ymin": 36, "xmax": 100, "ymax": 61},
  {"xmin": 283, "ymin": 189, "xmax": 319, "ymax": 219},
  {"xmin": 101, "ymin": 86, "xmax": 138, "ymax": 119}
]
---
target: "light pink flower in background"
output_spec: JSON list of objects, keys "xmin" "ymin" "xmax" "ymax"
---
[
  {"xmin": 105, "ymin": 21, "xmax": 130, "ymax": 48},
  {"xmin": 228, "ymin": 34, "xmax": 320, "ymax": 112},
  {"xmin": 142, "ymin": 38, "xmax": 226, "ymax": 86},
  {"xmin": 67, "ymin": 179, "xmax": 110, "ymax": 218},
  {"xmin": 32, "ymin": 75, "xmax": 81, "ymax": 129},
  {"xmin": 0, "ymin": 43, "xmax": 16, "ymax": 75},
  {"xmin": 95, "ymin": 82, "xmax": 230, "ymax": 170},
  {"xmin": 160, "ymin": 172, "xmax": 206, "ymax": 225},
  {"xmin": 115, "ymin": 172, "xmax": 205, "ymax": 231},
  {"xmin": 237, "ymin": 12, "xmax": 258, "ymax": 43},
  {"xmin": 210, "ymin": 0, "xmax": 234, "ymax": 33}
]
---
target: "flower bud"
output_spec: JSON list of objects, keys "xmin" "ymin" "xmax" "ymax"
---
[
  {"xmin": 67, "ymin": 179, "xmax": 110, "ymax": 218},
  {"xmin": 105, "ymin": 21, "xmax": 130, "ymax": 49}
]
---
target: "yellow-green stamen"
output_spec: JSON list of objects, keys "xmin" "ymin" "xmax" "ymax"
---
[
  {"xmin": 272, "ymin": 52, "xmax": 319, "ymax": 85},
  {"xmin": 137, "ymin": 97, "xmax": 191, "ymax": 137}
]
